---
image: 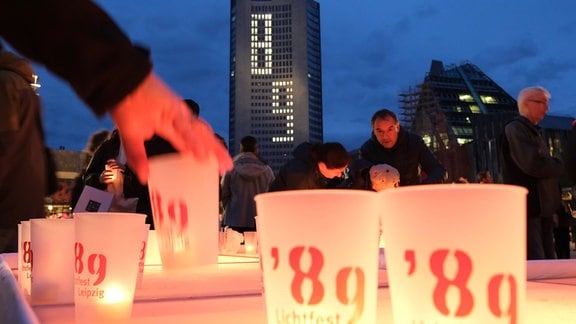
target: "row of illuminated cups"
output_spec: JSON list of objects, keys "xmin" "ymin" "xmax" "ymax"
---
[
  {"xmin": 254, "ymin": 185, "xmax": 528, "ymax": 324},
  {"xmin": 20, "ymin": 182, "xmax": 527, "ymax": 323},
  {"xmin": 17, "ymin": 213, "xmax": 156, "ymax": 322}
]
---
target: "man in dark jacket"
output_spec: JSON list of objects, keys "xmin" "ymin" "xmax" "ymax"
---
[
  {"xmin": 0, "ymin": 46, "xmax": 47, "ymax": 252},
  {"xmin": 500, "ymin": 86, "xmax": 564, "ymax": 260},
  {"xmin": 270, "ymin": 142, "xmax": 350, "ymax": 191},
  {"xmin": 360, "ymin": 109, "xmax": 445, "ymax": 186}
]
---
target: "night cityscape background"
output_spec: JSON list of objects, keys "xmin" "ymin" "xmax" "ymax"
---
[{"xmin": 17, "ymin": 0, "xmax": 576, "ymax": 152}]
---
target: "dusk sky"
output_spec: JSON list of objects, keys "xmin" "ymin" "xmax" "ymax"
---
[{"xmin": 29, "ymin": 0, "xmax": 576, "ymax": 152}]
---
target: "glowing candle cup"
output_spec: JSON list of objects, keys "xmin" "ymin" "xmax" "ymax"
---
[
  {"xmin": 148, "ymin": 153, "xmax": 219, "ymax": 269},
  {"xmin": 30, "ymin": 218, "xmax": 75, "ymax": 304},
  {"xmin": 74, "ymin": 212, "xmax": 146, "ymax": 323},
  {"xmin": 255, "ymin": 190, "xmax": 380, "ymax": 324},
  {"xmin": 378, "ymin": 184, "xmax": 527, "ymax": 323},
  {"xmin": 243, "ymin": 231, "xmax": 258, "ymax": 254}
]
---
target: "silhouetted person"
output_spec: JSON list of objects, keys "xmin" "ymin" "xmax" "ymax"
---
[
  {"xmin": 500, "ymin": 86, "xmax": 564, "ymax": 260},
  {"xmin": 0, "ymin": 45, "xmax": 48, "ymax": 252},
  {"xmin": 221, "ymin": 136, "xmax": 274, "ymax": 232}
]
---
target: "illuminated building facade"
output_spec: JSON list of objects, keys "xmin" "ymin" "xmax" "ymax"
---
[
  {"xmin": 400, "ymin": 60, "xmax": 573, "ymax": 183},
  {"xmin": 229, "ymin": 0, "xmax": 323, "ymax": 172}
]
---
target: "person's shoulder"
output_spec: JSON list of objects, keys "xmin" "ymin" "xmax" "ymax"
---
[
  {"xmin": 403, "ymin": 130, "xmax": 426, "ymax": 145},
  {"xmin": 360, "ymin": 136, "xmax": 378, "ymax": 151},
  {"xmin": 505, "ymin": 118, "xmax": 530, "ymax": 134}
]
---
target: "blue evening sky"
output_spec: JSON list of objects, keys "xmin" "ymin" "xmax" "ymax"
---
[{"xmin": 29, "ymin": 0, "xmax": 576, "ymax": 151}]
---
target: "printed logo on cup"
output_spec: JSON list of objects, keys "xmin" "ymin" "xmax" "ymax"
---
[
  {"xmin": 22, "ymin": 240, "xmax": 33, "ymax": 280},
  {"xmin": 400, "ymin": 248, "xmax": 518, "ymax": 323},
  {"xmin": 74, "ymin": 242, "xmax": 106, "ymax": 299},
  {"xmin": 150, "ymin": 189, "xmax": 190, "ymax": 249},
  {"xmin": 268, "ymin": 245, "xmax": 366, "ymax": 323},
  {"xmin": 23, "ymin": 241, "xmax": 33, "ymax": 268}
]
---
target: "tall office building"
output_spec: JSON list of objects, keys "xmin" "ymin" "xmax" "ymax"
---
[{"xmin": 229, "ymin": 0, "xmax": 323, "ymax": 172}]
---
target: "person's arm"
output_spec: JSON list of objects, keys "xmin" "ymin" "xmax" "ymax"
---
[
  {"xmin": 414, "ymin": 136, "xmax": 445, "ymax": 184},
  {"xmin": 0, "ymin": 0, "xmax": 233, "ymax": 184},
  {"xmin": 0, "ymin": 0, "xmax": 151, "ymax": 114}
]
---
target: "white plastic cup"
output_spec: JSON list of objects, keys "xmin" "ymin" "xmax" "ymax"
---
[
  {"xmin": 18, "ymin": 220, "xmax": 32, "ymax": 296},
  {"xmin": 144, "ymin": 230, "xmax": 161, "ymax": 266},
  {"xmin": 255, "ymin": 189, "xmax": 380, "ymax": 324},
  {"xmin": 136, "ymin": 224, "xmax": 151, "ymax": 288},
  {"xmin": 379, "ymin": 184, "xmax": 527, "ymax": 323},
  {"xmin": 148, "ymin": 153, "xmax": 219, "ymax": 269},
  {"xmin": 73, "ymin": 212, "xmax": 146, "ymax": 323},
  {"xmin": 30, "ymin": 218, "xmax": 75, "ymax": 304}
]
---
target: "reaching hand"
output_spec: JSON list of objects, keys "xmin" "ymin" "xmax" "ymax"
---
[{"xmin": 109, "ymin": 72, "xmax": 233, "ymax": 184}]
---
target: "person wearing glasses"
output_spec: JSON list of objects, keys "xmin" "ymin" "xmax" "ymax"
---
[{"xmin": 500, "ymin": 86, "xmax": 564, "ymax": 260}]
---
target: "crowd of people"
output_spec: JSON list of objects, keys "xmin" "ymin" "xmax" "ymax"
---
[{"xmin": 0, "ymin": 1, "xmax": 573, "ymax": 261}]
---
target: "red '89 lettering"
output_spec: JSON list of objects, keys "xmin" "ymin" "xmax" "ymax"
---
[
  {"xmin": 404, "ymin": 249, "xmax": 518, "ymax": 324},
  {"xmin": 22, "ymin": 241, "xmax": 33, "ymax": 267},
  {"xmin": 74, "ymin": 242, "xmax": 107, "ymax": 286},
  {"xmin": 271, "ymin": 246, "xmax": 366, "ymax": 322},
  {"xmin": 150, "ymin": 190, "xmax": 189, "ymax": 230}
]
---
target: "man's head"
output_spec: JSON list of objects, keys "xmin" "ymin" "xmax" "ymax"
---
[
  {"xmin": 311, "ymin": 142, "xmax": 350, "ymax": 179},
  {"xmin": 517, "ymin": 86, "xmax": 550, "ymax": 125},
  {"xmin": 371, "ymin": 109, "xmax": 400, "ymax": 149},
  {"xmin": 240, "ymin": 135, "xmax": 257, "ymax": 153}
]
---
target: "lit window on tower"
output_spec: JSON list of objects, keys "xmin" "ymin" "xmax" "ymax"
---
[
  {"xmin": 480, "ymin": 95, "xmax": 497, "ymax": 104},
  {"xmin": 250, "ymin": 13, "xmax": 272, "ymax": 75},
  {"xmin": 458, "ymin": 94, "xmax": 474, "ymax": 102}
]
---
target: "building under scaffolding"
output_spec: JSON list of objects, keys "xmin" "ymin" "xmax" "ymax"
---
[{"xmin": 400, "ymin": 60, "xmax": 573, "ymax": 184}]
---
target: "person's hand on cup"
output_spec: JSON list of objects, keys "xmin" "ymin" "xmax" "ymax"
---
[
  {"xmin": 99, "ymin": 168, "xmax": 116, "ymax": 184},
  {"xmin": 100, "ymin": 159, "xmax": 123, "ymax": 184},
  {"xmin": 110, "ymin": 72, "xmax": 233, "ymax": 184}
]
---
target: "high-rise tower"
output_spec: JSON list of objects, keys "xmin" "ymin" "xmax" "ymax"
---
[{"xmin": 229, "ymin": 0, "xmax": 323, "ymax": 172}]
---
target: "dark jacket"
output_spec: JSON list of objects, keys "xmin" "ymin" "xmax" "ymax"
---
[
  {"xmin": 500, "ymin": 116, "xmax": 564, "ymax": 218},
  {"xmin": 360, "ymin": 129, "xmax": 445, "ymax": 186},
  {"xmin": 0, "ymin": 50, "xmax": 46, "ymax": 228},
  {"xmin": 269, "ymin": 142, "xmax": 345, "ymax": 191},
  {"xmin": 221, "ymin": 152, "xmax": 274, "ymax": 229},
  {"xmin": 83, "ymin": 132, "xmax": 156, "ymax": 228},
  {"xmin": 0, "ymin": 0, "xmax": 152, "ymax": 115}
]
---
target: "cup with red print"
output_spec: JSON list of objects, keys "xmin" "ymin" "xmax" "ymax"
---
[
  {"xmin": 148, "ymin": 153, "xmax": 219, "ymax": 269},
  {"xmin": 378, "ymin": 184, "xmax": 527, "ymax": 323},
  {"xmin": 255, "ymin": 189, "xmax": 380, "ymax": 323},
  {"xmin": 73, "ymin": 212, "xmax": 146, "ymax": 323}
]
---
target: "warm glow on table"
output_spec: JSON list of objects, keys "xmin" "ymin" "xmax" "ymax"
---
[{"xmin": 2, "ymin": 254, "xmax": 576, "ymax": 323}]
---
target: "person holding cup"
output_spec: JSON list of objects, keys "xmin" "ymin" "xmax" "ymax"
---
[{"xmin": 0, "ymin": 0, "xmax": 233, "ymax": 188}]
